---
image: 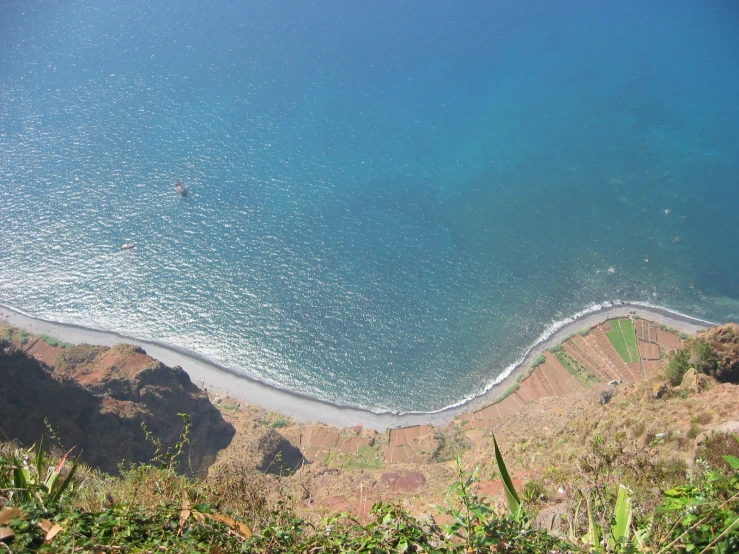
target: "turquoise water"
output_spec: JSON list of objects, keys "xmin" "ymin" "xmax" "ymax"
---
[{"xmin": 1, "ymin": 1, "xmax": 738, "ymax": 412}]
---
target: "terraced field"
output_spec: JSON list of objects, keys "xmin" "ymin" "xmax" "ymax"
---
[
  {"xmin": 277, "ymin": 317, "xmax": 683, "ymax": 465},
  {"xmin": 606, "ymin": 318, "xmax": 640, "ymax": 363}
]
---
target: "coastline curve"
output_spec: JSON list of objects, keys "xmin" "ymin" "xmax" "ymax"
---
[{"xmin": 0, "ymin": 300, "xmax": 714, "ymax": 431}]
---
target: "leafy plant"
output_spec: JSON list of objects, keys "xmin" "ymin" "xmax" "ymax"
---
[
  {"xmin": 493, "ymin": 434, "xmax": 522, "ymax": 519},
  {"xmin": 0, "ymin": 436, "xmax": 79, "ymax": 507},
  {"xmin": 608, "ymin": 484, "xmax": 633, "ymax": 550},
  {"xmin": 650, "ymin": 456, "xmax": 739, "ymax": 552},
  {"xmin": 521, "ymin": 480, "xmax": 547, "ymax": 504}
]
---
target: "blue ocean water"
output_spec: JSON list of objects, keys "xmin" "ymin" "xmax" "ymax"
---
[{"xmin": 1, "ymin": 0, "xmax": 738, "ymax": 412}]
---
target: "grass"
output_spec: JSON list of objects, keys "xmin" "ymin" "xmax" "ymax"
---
[
  {"xmin": 0, "ymin": 440, "xmax": 578, "ymax": 553},
  {"xmin": 1, "ymin": 325, "xmax": 36, "ymax": 346},
  {"xmin": 2, "ymin": 327, "xmax": 31, "ymax": 345},
  {"xmin": 323, "ymin": 444, "xmax": 385, "ymax": 470},
  {"xmin": 39, "ymin": 334, "xmax": 73, "ymax": 348},
  {"xmin": 606, "ymin": 318, "xmax": 640, "ymax": 363},
  {"xmin": 496, "ymin": 382, "xmax": 520, "ymax": 402},
  {"xmin": 344, "ymin": 444, "xmax": 384, "ymax": 470},
  {"xmin": 270, "ymin": 417, "xmax": 290, "ymax": 429},
  {"xmin": 256, "ymin": 410, "xmax": 294, "ymax": 429}
]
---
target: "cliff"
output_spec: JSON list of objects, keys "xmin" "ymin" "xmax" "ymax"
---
[
  {"xmin": 0, "ymin": 333, "xmax": 235, "ymax": 476},
  {"xmin": 0, "ymin": 320, "xmax": 737, "ymax": 552}
]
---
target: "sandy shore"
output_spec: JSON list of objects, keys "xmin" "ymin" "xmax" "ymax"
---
[{"xmin": 0, "ymin": 301, "xmax": 715, "ymax": 431}]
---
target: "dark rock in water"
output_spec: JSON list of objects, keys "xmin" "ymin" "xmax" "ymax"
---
[
  {"xmin": 175, "ymin": 180, "xmax": 188, "ymax": 197},
  {"xmin": 0, "ymin": 338, "xmax": 234, "ymax": 477}
]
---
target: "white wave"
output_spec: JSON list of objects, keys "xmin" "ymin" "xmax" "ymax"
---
[{"xmin": 392, "ymin": 299, "xmax": 716, "ymax": 416}]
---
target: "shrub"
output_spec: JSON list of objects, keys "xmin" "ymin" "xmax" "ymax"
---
[
  {"xmin": 665, "ymin": 348, "xmax": 690, "ymax": 385},
  {"xmin": 530, "ymin": 354, "xmax": 546, "ymax": 368},
  {"xmin": 39, "ymin": 334, "xmax": 73, "ymax": 348}
]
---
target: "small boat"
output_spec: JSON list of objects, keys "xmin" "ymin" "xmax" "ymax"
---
[
  {"xmin": 121, "ymin": 242, "xmax": 136, "ymax": 250},
  {"xmin": 175, "ymin": 179, "xmax": 188, "ymax": 197}
]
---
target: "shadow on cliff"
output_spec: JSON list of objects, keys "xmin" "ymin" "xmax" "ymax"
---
[{"xmin": 0, "ymin": 339, "xmax": 235, "ymax": 477}]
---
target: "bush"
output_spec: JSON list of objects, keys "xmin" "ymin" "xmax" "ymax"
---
[
  {"xmin": 530, "ymin": 354, "xmax": 546, "ymax": 368},
  {"xmin": 39, "ymin": 334, "xmax": 73, "ymax": 348},
  {"xmin": 665, "ymin": 348, "xmax": 690, "ymax": 385}
]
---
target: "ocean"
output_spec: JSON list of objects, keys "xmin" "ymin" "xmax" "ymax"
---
[{"xmin": 1, "ymin": 0, "xmax": 738, "ymax": 413}]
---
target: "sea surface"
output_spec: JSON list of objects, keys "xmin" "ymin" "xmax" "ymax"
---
[{"xmin": 1, "ymin": 1, "xmax": 738, "ymax": 413}]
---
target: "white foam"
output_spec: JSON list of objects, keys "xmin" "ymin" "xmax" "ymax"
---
[{"xmin": 393, "ymin": 299, "xmax": 716, "ymax": 416}]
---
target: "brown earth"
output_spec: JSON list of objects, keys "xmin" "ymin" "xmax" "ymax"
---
[
  {"xmin": 207, "ymin": 317, "xmax": 739, "ymax": 520},
  {"xmin": 5, "ymin": 318, "xmax": 739, "ymax": 524},
  {"xmin": 0, "ymin": 329, "xmax": 234, "ymax": 476}
]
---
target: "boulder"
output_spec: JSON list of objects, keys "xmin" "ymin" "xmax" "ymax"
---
[
  {"xmin": 254, "ymin": 428, "xmax": 305, "ymax": 475},
  {"xmin": 534, "ymin": 502, "xmax": 569, "ymax": 539},
  {"xmin": 680, "ymin": 368, "xmax": 708, "ymax": 393},
  {"xmin": 651, "ymin": 381, "xmax": 670, "ymax": 399},
  {"xmin": 379, "ymin": 471, "xmax": 426, "ymax": 493}
]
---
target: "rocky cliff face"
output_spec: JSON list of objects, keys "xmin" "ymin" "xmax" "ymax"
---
[
  {"xmin": 0, "ymin": 338, "xmax": 234, "ymax": 476},
  {"xmin": 696, "ymin": 323, "xmax": 739, "ymax": 382}
]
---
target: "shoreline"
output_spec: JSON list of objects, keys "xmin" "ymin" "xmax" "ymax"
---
[{"xmin": 0, "ymin": 301, "xmax": 714, "ymax": 431}]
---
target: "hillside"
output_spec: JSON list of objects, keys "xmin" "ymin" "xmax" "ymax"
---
[
  {"xmin": 0, "ymin": 328, "xmax": 234, "ymax": 476},
  {"xmin": 0, "ymin": 320, "xmax": 737, "ymax": 551}
]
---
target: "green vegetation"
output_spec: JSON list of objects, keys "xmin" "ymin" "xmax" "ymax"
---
[
  {"xmin": 697, "ymin": 431, "xmax": 739, "ymax": 472},
  {"xmin": 39, "ymin": 334, "xmax": 73, "ymax": 349},
  {"xmin": 658, "ymin": 323, "xmax": 679, "ymax": 333},
  {"xmin": 496, "ymin": 382, "xmax": 519, "ymax": 402},
  {"xmin": 665, "ymin": 348, "xmax": 691, "ymax": 385},
  {"xmin": 270, "ymin": 417, "xmax": 290, "ymax": 429},
  {"xmin": 343, "ymin": 444, "xmax": 382, "ymax": 470},
  {"xmin": 651, "ymin": 451, "xmax": 739, "ymax": 552},
  {"xmin": 0, "ymin": 422, "xmax": 738, "ymax": 552},
  {"xmin": 332, "ymin": 444, "xmax": 385, "ymax": 471},
  {"xmin": 530, "ymin": 353, "xmax": 546, "ymax": 369},
  {"xmin": 431, "ymin": 425, "xmax": 471, "ymax": 462},
  {"xmin": 555, "ymin": 350, "xmax": 600, "ymax": 386},
  {"xmin": 606, "ymin": 319, "xmax": 640, "ymax": 363},
  {"xmin": 1, "ymin": 325, "xmax": 36, "ymax": 346},
  {"xmin": 257, "ymin": 411, "xmax": 293, "ymax": 429},
  {"xmin": 665, "ymin": 327, "xmax": 739, "ymax": 384}
]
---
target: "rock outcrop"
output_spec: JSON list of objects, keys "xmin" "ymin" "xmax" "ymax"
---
[
  {"xmin": 254, "ymin": 429, "xmax": 305, "ymax": 474},
  {"xmin": 696, "ymin": 324, "xmax": 739, "ymax": 383},
  {"xmin": 0, "ymin": 339, "xmax": 234, "ymax": 476}
]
